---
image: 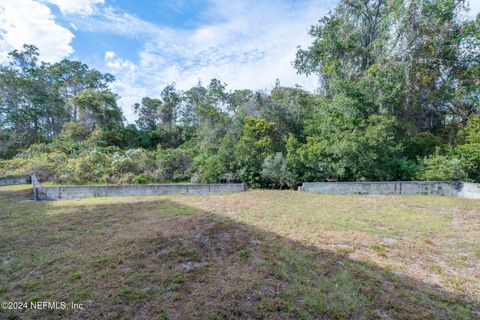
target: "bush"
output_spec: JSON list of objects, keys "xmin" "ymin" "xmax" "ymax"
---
[
  {"xmin": 261, "ymin": 153, "xmax": 297, "ymax": 188},
  {"xmin": 406, "ymin": 132, "xmax": 442, "ymax": 160},
  {"xmin": 64, "ymin": 149, "xmax": 112, "ymax": 183},
  {"xmin": 454, "ymin": 115, "xmax": 480, "ymax": 181},
  {"xmin": 155, "ymin": 147, "xmax": 194, "ymax": 182},
  {"xmin": 287, "ymin": 112, "xmax": 413, "ymax": 182},
  {"xmin": 455, "ymin": 143, "xmax": 480, "ymax": 181},
  {"xmin": 117, "ymin": 172, "xmax": 136, "ymax": 184},
  {"xmin": 194, "ymin": 153, "xmax": 226, "ymax": 183},
  {"xmin": 418, "ymin": 152, "xmax": 467, "ymax": 181},
  {"xmin": 236, "ymin": 116, "xmax": 275, "ymax": 188},
  {"xmin": 418, "ymin": 115, "xmax": 480, "ymax": 182},
  {"xmin": 132, "ymin": 173, "xmax": 154, "ymax": 184},
  {"xmin": 0, "ymin": 152, "xmax": 64, "ymax": 181},
  {"xmin": 193, "ymin": 135, "xmax": 241, "ymax": 183},
  {"xmin": 111, "ymin": 149, "xmax": 154, "ymax": 176}
]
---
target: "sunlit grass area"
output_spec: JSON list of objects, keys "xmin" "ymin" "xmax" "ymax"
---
[{"xmin": 0, "ymin": 185, "xmax": 479, "ymax": 319}]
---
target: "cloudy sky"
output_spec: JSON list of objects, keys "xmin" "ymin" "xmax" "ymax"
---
[{"xmin": 0, "ymin": 0, "xmax": 478, "ymax": 121}]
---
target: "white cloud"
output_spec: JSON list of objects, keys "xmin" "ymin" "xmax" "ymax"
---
[
  {"xmin": 104, "ymin": 51, "xmax": 116, "ymax": 59},
  {"xmin": 0, "ymin": 0, "xmax": 74, "ymax": 63},
  {"xmin": 77, "ymin": 6, "xmax": 163, "ymax": 36},
  {"xmin": 97, "ymin": 1, "xmax": 331, "ymax": 122},
  {"xmin": 44, "ymin": 0, "xmax": 104, "ymax": 15},
  {"xmin": 103, "ymin": 50, "xmax": 142, "ymax": 121},
  {"xmin": 104, "ymin": 50, "xmax": 136, "ymax": 72}
]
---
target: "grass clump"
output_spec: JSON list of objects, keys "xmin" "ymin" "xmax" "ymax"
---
[
  {"xmin": 371, "ymin": 243, "xmax": 388, "ymax": 257},
  {"xmin": 69, "ymin": 271, "xmax": 83, "ymax": 282}
]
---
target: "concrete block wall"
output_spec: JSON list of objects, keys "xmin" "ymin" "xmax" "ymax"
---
[
  {"xmin": 0, "ymin": 175, "xmax": 31, "ymax": 186},
  {"xmin": 1, "ymin": 174, "xmax": 477, "ymax": 200},
  {"xmin": 31, "ymin": 175, "xmax": 246, "ymax": 200},
  {"xmin": 298, "ymin": 181, "xmax": 480, "ymax": 199},
  {"xmin": 458, "ymin": 182, "xmax": 480, "ymax": 200}
]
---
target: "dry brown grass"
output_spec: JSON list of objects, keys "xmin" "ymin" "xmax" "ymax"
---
[{"xmin": 0, "ymin": 186, "xmax": 479, "ymax": 319}]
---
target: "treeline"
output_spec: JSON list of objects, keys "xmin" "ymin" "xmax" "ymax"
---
[{"xmin": 0, "ymin": 0, "xmax": 478, "ymax": 187}]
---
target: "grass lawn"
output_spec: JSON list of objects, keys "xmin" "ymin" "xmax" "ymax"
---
[{"xmin": 0, "ymin": 185, "xmax": 479, "ymax": 319}]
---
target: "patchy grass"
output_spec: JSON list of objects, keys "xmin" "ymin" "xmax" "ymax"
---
[
  {"xmin": 0, "ymin": 186, "xmax": 479, "ymax": 319},
  {"xmin": 370, "ymin": 243, "xmax": 388, "ymax": 257}
]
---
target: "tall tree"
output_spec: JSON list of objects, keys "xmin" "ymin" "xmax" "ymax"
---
[
  {"xmin": 133, "ymin": 97, "xmax": 162, "ymax": 132},
  {"xmin": 47, "ymin": 59, "xmax": 114, "ymax": 122},
  {"xmin": 295, "ymin": 0, "xmax": 479, "ymax": 134},
  {"xmin": 0, "ymin": 45, "xmax": 121, "ymax": 158},
  {"xmin": 72, "ymin": 89, "xmax": 123, "ymax": 130},
  {"xmin": 159, "ymin": 84, "xmax": 180, "ymax": 130}
]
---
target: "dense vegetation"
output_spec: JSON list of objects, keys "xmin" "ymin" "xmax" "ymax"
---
[{"xmin": 0, "ymin": 0, "xmax": 478, "ymax": 187}]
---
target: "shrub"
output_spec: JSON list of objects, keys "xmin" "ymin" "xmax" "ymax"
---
[
  {"xmin": 418, "ymin": 115, "xmax": 480, "ymax": 182},
  {"xmin": 236, "ymin": 116, "xmax": 275, "ymax": 188},
  {"xmin": 261, "ymin": 152, "xmax": 297, "ymax": 188},
  {"xmin": 287, "ymin": 112, "xmax": 412, "ymax": 182},
  {"xmin": 455, "ymin": 143, "xmax": 480, "ymax": 181},
  {"xmin": 453, "ymin": 115, "xmax": 480, "ymax": 181},
  {"xmin": 111, "ymin": 149, "xmax": 154, "ymax": 176},
  {"xmin": 65, "ymin": 149, "xmax": 112, "ymax": 183},
  {"xmin": 132, "ymin": 173, "xmax": 154, "ymax": 184},
  {"xmin": 406, "ymin": 132, "xmax": 442, "ymax": 160},
  {"xmin": 155, "ymin": 147, "xmax": 194, "ymax": 182},
  {"xmin": 418, "ymin": 152, "xmax": 467, "ymax": 181},
  {"xmin": 117, "ymin": 172, "xmax": 136, "ymax": 184},
  {"xmin": 193, "ymin": 153, "xmax": 226, "ymax": 183}
]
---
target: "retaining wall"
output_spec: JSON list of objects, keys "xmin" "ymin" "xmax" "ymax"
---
[
  {"xmin": 3, "ymin": 174, "xmax": 479, "ymax": 200},
  {"xmin": 298, "ymin": 181, "xmax": 480, "ymax": 199},
  {"xmin": 458, "ymin": 182, "xmax": 480, "ymax": 199},
  {"xmin": 0, "ymin": 175, "xmax": 31, "ymax": 186},
  {"xmin": 31, "ymin": 175, "xmax": 246, "ymax": 200}
]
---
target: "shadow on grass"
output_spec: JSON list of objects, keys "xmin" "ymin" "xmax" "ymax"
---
[{"xmin": 0, "ymin": 188, "xmax": 478, "ymax": 319}]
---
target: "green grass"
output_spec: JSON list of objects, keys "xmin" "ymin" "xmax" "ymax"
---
[
  {"xmin": 0, "ymin": 185, "xmax": 479, "ymax": 319},
  {"xmin": 69, "ymin": 271, "xmax": 83, "ymax": 282},
  {"xmin": 371, "ymin": 243, "xmax": 388, "ymax": 257},
  {"xmin": 273, "ymin": 245, "xmax": 371, "ymax": 318}
]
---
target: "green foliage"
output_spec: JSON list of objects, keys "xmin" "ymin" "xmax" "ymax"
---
[
  {"xmin": 418, "ymin": 152, "xmax": 467, "ymax": 181},
  {"xmin": 406, "ymin": 132, "xmax": 443, "ymax": 160},
  {"xmin": 194, "ymin": 153, "xmax": 226, "ymax": 183},
  {"xmin": 0, "ymin": 45, "xmax": 116, "ymax": 157},
  {"xmin": 155, "ymin": 147, "xmax": 194, "ymax": 182},
  {"xmin": 72, "ymin": 89, "xmax": 123, "ymax": 130},
  {"xmin": 134, "ymin": 97, "xmax": 162, "ymax": 131},
  {"xmin": 0, "ymin": 3, "xmax": 479, "ymax": 186},
  {"xmin": 295, "ymin": 0, "xmax": 479, "ymax": 133},
  {"xmin": 193, "ymin": 134, "xmax": 240, "ymax": 183},
  {"xmin": 288, "ymin": 108, "xmax": 414, "ymax": 182},
  {"xmin": 63, "ymin": 149, "xmax": 112, "ymax": 183},
  {"xmin": 132, "ymin": 173, "xmax": 154, "ymax": 184},
  {"xmin": 419, "ymin": 115, "xmax": 480, "ymax": 181},
  {"xmin": 236, "ymin": 116, "xmax": 275, "ymax": 187},
  {"xmin": 455, "ymin": 143, "xmax": 480, "ymax": 182},
  {"xmin": 0, "ymin": 129, "xmax": 193, "ymax": 184},
  {"xmin": 261, "ymin": 152, "xmax": 297, "ymax": 188},
  {"xmin": 111, "ymin": 149, "xmax": 154, "ymax": 176},
  {"xmin": 458, "ymin": 113, "xmax": 480, "ymax": 145}
]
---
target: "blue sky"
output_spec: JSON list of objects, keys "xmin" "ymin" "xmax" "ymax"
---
[{"xmin": 0, "ymin": 0, "xmax": 478, "ymax": 121}]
